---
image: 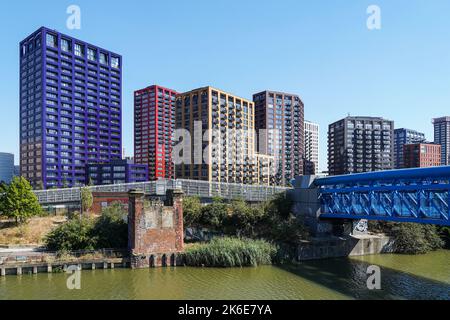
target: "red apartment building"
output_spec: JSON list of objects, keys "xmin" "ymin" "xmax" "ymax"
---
[
  {"xmin": 403, "ymin": 143, "xmax": 441, "ymax": 168},
  {"xmin": 134, "ymin": 85, "xmax": 178, "ymax": 180}
]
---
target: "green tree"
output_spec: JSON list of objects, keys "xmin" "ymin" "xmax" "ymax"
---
[
  {"xmin": 200, "ymin": 199, "xmax": 229, "ymax": 230},
  {"xmin": 81, "ymin": 187, "xmax": 93, "ymax": 214},
  {"xmin": 183, "ymin": 196, "xmax": 202, "ymax": 228},
  {"xmin": 0, "ymin": 176, "xmax": 42, "ymax": 224}
]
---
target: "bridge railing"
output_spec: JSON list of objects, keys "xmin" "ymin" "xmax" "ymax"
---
[
  {"xmin": 314, "ymin": 166, "xmax": 450, "ymax": 226},
  {"xmin": 34, "ymin": 179, "xmax": 289, "ymax": 204}
]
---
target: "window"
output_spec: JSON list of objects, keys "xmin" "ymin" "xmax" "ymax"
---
[
  {"xmin": 99, "ymin": 53, "xmax": 108, "ymax": 65},
  {"xmin": 74, "ymin": 43, "xmax": 84, "ymax": 57},
  {"xmin": 87, "ymin": 48, "xmax": 96, "ymax": 61},
  {"xmin": 46, "ymin": 34, "xmax": 57, "ymax": 48},
  {"xmin": 111, "ymin": 56, "xmax": 120, "ymax": 69},
  {"xmin": 61, "ymin": 38, "xmax": 71, "ymax": 52}
]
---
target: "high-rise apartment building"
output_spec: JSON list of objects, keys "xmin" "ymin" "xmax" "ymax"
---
[
  {"xmin": 328, "ymin": 116, "xmax": 394, "ymax": 176},
  {"xmin": 19, "ymin": 27, "xmax": 122, "ymax": 189},
  {"xmin": 403, "ymin": 143, "xmax": 441, "ymax": 168},
  {"xmin": 253, "ymin": 91, "xmax": 304, "ymax": 186},
  {"xmin": 304, "ymin": 120, "xmax": 319, "ymax": 175},
  {"xmin": 433, "ymin": 117, "xmax": 450, "ymax": 165},
  {"xmin": 393, "ymin": 128, "xmax": 425, "ymax": 169},
  {"xmin": 175, "ymin": 86, "xmax": 257, "ymax": 184},
  {"xmin": 134, "ymin": 85, "xmax": 177, "ymax": 180}
]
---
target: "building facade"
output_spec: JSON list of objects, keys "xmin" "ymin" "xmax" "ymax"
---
[
  {"xmin": 175, "ymin": 86, "xmax": 257, "ymax": 184},
  {"xmin": 394, "ymin": 128, "xmax": 425, "ymax": 169},
  {"xmin": 403, "ymin": 143, "xmax": 441, "ymax": 168},
  {"xmin": 328, "ymin": 116, "xmax": 394, "ymax": 176},
  {"xmin": 19, "ymin": 27, "xmax": 122, "ymax": 189},
  {"xmin": 0, "ymin": 153, "xmax": 14, "ymax": 184},
  {"xmin": 86, "ymin": 159, "xmax": 148, "ymax": 186},
  {"xmin": 433, "ymin": 117, "xmax": 450, "ymax": 165},
  {"xmin": 134, "ymin": 85, "xmax": 177, "ymax": 180},
  {"xmin": 253, "ymin": 90, "xmax": 304, "ymax": 186},
  {"xmin": 304, "ymin": 120, "xmax": 319, "ymax": 175}
]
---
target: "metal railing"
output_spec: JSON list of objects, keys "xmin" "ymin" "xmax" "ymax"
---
[{"xmin": 34, "ymin": 179, "xmax": 290, "ymax": 204}]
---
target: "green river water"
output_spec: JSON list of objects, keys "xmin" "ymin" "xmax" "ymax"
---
[{"xmin": 0, "ymin": 250, "xmax": 449, "ymax": 300}]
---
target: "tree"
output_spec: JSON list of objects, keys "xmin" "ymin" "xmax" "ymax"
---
[
  {"xmin": 183, "ymin": 196, "xmax": 202, "ymax": 228},
  {"xmin": 200, "ymin": 198, "xmax": 229, "ymax": 230},
  {"xmin": 81, "ymin": 187, "xmax": 93, "ymax": 214},
  {"xmin": 0, "ymin": 176, "xmax": 42, "ymax": 224}
]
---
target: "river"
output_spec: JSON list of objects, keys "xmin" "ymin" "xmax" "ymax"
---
[{"xmin": 0, "ymin": 250, "xmax": 449, "ymax": 300}]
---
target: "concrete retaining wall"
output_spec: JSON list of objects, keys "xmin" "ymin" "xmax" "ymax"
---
[{"xmin": 297, "ymin": 234, "xmax": 395, "ymax": 261}]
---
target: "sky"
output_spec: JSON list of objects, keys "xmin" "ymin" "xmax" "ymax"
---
[{"xmin": 1, "ymin": 0, "xmax": 450, "ymax": 171}]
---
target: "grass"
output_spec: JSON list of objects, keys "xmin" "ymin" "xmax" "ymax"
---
[
  {"xmin": 0, "ymin": 216, "xmax": 67, "ymax": 246},
  {"xmin": 182, "ymin": 237, "xmax": 277, "ymax": 268}
]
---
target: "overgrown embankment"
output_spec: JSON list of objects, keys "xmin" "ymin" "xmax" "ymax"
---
[{"xmin": 369, "ymin": 221, "xmax": 445, "ymax": 254}]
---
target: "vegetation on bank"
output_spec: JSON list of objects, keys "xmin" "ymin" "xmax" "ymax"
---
[
  {"xmin": 369, "ymin": 221, "xmax": 445, "ymax": 254},
  {"xmin": 0, "ymin": 216, "xmax": 66, "ymax": 245},
  {"xmin": 45, "ymin": 202, "xmax": 127, "ymax": 251},
  {"xmin": 182, "ymin": 237, "xmax": 277, "ymax": 267},
  {"xmin": 183, "ymin": 194, "xmax": 308, "ymax": 245},
  {"xmin": 0, "ymin": 177, "xmax": 42, "ymax": 224}
]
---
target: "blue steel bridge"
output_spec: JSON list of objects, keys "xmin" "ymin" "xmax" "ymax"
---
[{"xmin": 314, "ymin": 166, "xmax": 450, "ymax": 226}]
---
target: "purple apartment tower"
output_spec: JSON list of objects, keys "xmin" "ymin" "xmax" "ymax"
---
[{"xmin": 19, "ymin": 27, "xmax": 122, "ymax": 189}]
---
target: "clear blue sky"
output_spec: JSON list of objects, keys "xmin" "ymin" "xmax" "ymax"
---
[{"xmin": 1, "ymin": 0, "xmax": 450, "ymax": 171}]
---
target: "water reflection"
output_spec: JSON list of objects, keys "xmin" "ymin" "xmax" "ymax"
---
[{"xmin": 0, "ymin": 251, "xmax": 448, "ymax": 300}]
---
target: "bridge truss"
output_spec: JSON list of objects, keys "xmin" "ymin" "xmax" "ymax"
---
[{"xmin": 315, "ymin": 167, "xmax": 450, "ymax": 226}]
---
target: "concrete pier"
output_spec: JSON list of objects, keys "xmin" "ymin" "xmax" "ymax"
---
[
  {"xmin": 16, "ymin": 267, "xmax": 22, "ymax": 275},
  {"xmin": 1, "ymin": 268, "xmax": 5, "ymax": 276},
  {"xmin": 91, "ymin": 263, "xmax": 95, "ymax": 270},
  {"xmin": 103, "ymin": 262, "xmax": 108, "ymax": 269},
  {"xmin": 33, "ymin": 266, "xmax": 37, "ymax": 274},
  {"xmin": 47, "ymin": 264, "xmax": 52, "ymax": 273}
]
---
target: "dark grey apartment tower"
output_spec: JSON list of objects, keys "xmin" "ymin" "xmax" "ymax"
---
[
  {"xmin": 253, "ymin": 90, "xmax": 304, "ymax": 186},
  {"xmin": 433, "ymin": 117, "xmax": 450, "ymax": 165},
  {"xmin": 328, "ymin": 116, "xmax": 394, "ymax": 176}
]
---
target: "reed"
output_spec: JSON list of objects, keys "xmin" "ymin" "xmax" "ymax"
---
[{"xmin": 182, "ymin": 237, "xmax": 277, "ymax": 268}]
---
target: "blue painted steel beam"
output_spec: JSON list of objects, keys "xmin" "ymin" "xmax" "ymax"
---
[
  {"xmin": 314, "ymin": 166, "xmax": 450, "ymax": 186},
  {"xmin": 320, "ymin": 214, "xmax": 450, "ymax": 226}
]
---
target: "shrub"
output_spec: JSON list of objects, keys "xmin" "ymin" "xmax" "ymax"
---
[
  {"xmin": 45, "ymin": 202, "xmax": 128, "ymax": 251},
  {"xmin": 45, "ymin": 217, "xmax": 96, "ymax": 251},
  {"xmin": 182, "ymin": 237, "xmax": 277, "ymax": 267},
  {"xmin": 391, "ymin": 223, "xmax": 444, "ymax": 254},
  {"xmin": 199, "ymin": 199, "xmax": 229, "ymax": 229},
  {"xmin": 92, "ymin": 202, "xmax": 128, "ymax": 249}
]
